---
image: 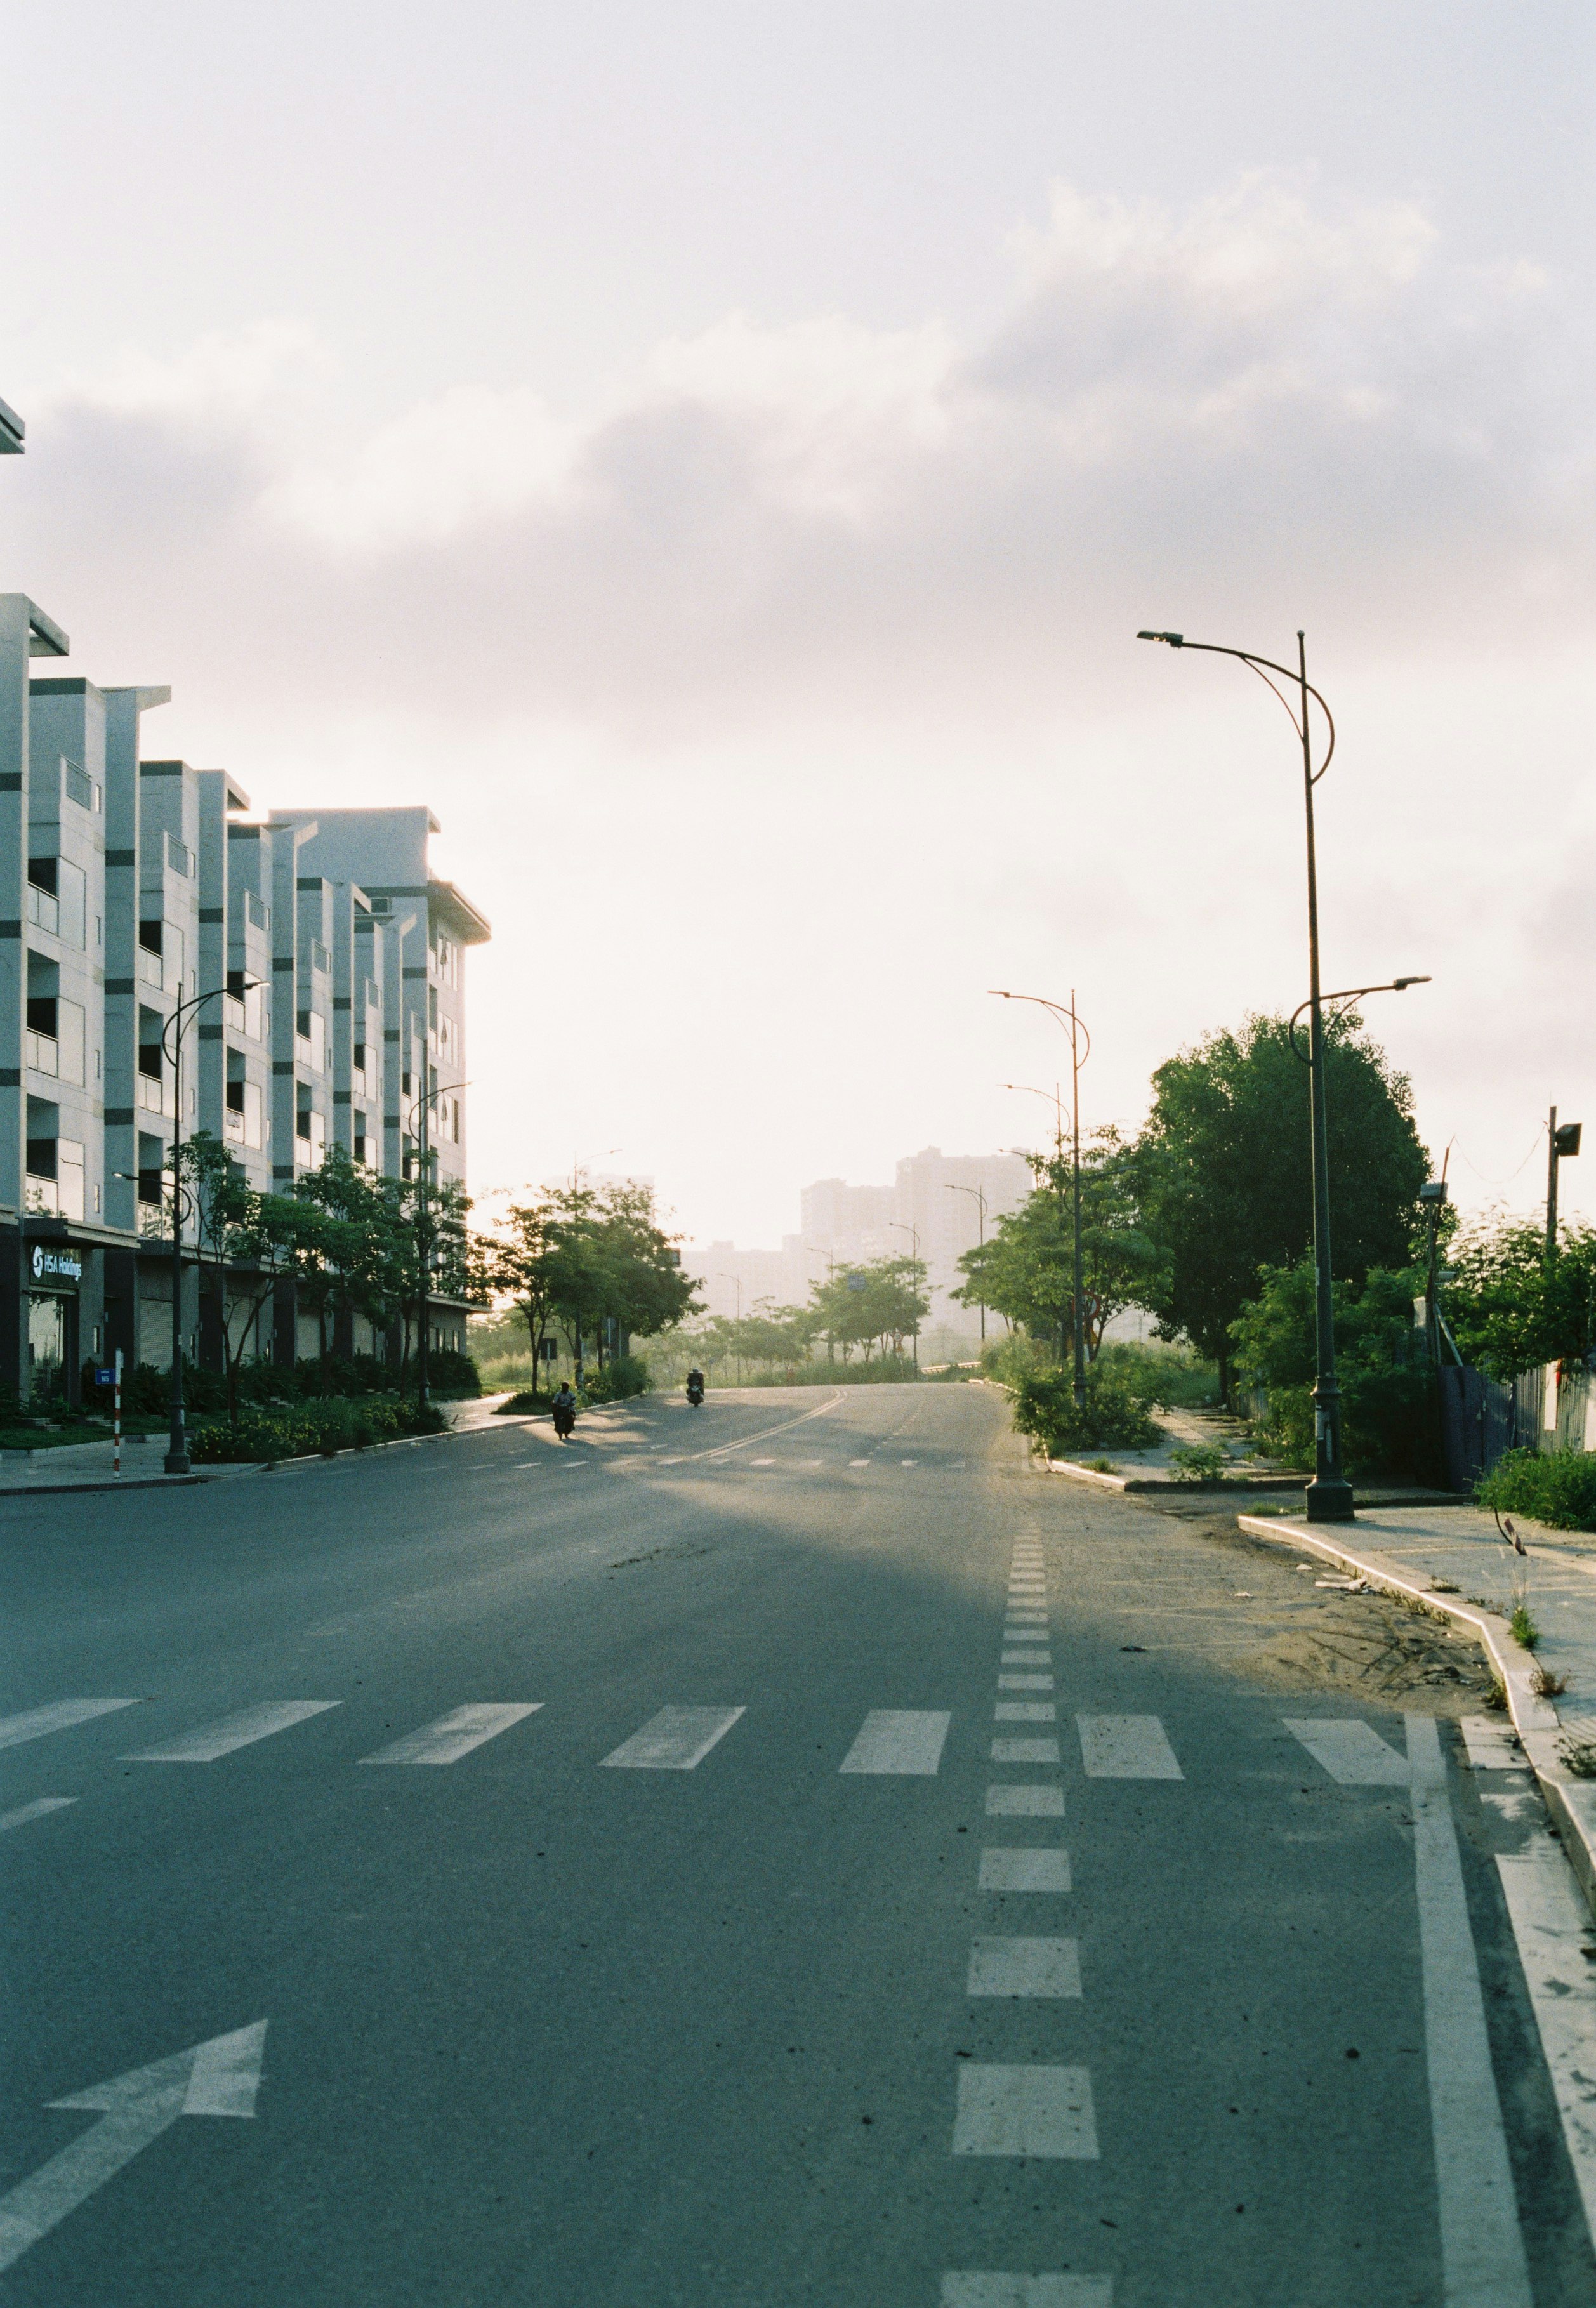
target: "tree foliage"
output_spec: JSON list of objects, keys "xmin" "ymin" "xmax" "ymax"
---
[
  {"xmin": 488, "ymin": 1178, "xmax": 698, "ymax": 1383},
  {"xmin": 808, "ymin": 1257, "xmax": 930, "ymax": 1362},
  {"xmin": 1229, "ymin": 1257, "xmax": 1441, "ymax": 1482},
  {"xmin": 955, "ymin": 1129, "xmax": 1153, "ymax": 1359},
  {"xmin": 1132, "ymin": 1012, "xmax": 1428, "ymax": 1378},
  {"xmin": 1442, "ymin": 1217, "xmax": 1596, "ymax": 1380}
]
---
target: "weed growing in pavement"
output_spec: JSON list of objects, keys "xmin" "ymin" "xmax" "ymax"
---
[
  {"xmin": 1558, "ymin": 1738, "xmax": 1596, "ymax": 1779},
  {"xmin": 1170, "ymin": 1442, "xmax": 1230, "ymax": 1484},
  {"xmin": 1510, "ymin": 1604, "xmax": 1541, "ymax": 1651},
  {"xmin": 1531, "ymin": 1665, "xmax": 1570, "ymax": 1698},
  {"xmin": 1483, "ymin": 1678, "xmax": 1510, "ymax": 1711},
  {"xmin": 1430, "ymin": 1579, "xmax": 1460, "ymax": 1593},
  {"xmin": 1087, "ymin": 1458, "xmax": 1116, "ymax": 1474}
]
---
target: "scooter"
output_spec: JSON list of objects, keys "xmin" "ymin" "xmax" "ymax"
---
[
  {"xmin": 552, "ymin": 1399, "xmax": 577, "ymax": 1441},
  {"xmin": 685, "ymin": 1378, "xmax": 705, "ymax": 1407}
]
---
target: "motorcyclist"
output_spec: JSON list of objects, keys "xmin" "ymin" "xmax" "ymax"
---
[
  {"xmin": 685, "ymin": 1366, "xmax": 706, "ymax": 1404},
  {"xmin": 551, "ymin": 1380, "xmax": 577, "ymax": 1439}
]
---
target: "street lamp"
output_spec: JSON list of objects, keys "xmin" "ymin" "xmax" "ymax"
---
[
  {"xmin": 946, "ymin": 1182, "xmax": 989, "ymax": 1343},
  {"xmin": 1138, "ymin": 625, "xmax": 1414, "ymax": 1520},
  {"xmin": 1547, "ymin": 1111, "xmax": 1583, "ymax": 1262},
  {"xmin": 888, "ymin": 1221, "xmax": 921, "ymax": 1371},
  {"xmin": 159, "ymin": 976, "xmax": 261, "ymax": 1474},
  {"xmin": 718, "ymin": 1272, "xmax": 743, "ymax": 1387},
  {"xmin": 994, "ymin": 990, "xmax": 1090, "ymax": 1409},
  {"xmin": 404, "ymin": 1076, "xmax": 470, "ymax": 1413}
]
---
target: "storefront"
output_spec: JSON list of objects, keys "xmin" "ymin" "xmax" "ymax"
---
[{"xmin": 26, "ymin": 1241, "xmax": 83, "ymax": 1406}]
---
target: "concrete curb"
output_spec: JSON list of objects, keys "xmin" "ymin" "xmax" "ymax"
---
[
  {"xmin": 1049, "ymin": 1457, "xmax": 1303, "ymax": 1495},
  {"xmin": 1237, "ymin": 1511, "xmax": 1596, "ymax": 1920}
]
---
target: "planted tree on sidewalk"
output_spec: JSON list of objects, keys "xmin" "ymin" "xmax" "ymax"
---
[
  {"xmin": 808, "ymin": 1257, "xmax": 929, "ymax": 1364},
  {"xmin": 178, "ymin": 1131, "xmax": 300, "ymax": 1429},
  {"xmin": 954, "ymin": 1128, "xmax": 1152, "ymax": 1362},
  {"xmin": 1131, "ymin": 1011, "xmax": 1427, "ymax": 1395},
  {"xmin": 1230, "ymin": 1257, "xmax": 1442, "ymax": 1482}
]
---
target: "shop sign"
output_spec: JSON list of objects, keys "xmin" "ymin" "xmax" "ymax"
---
[{"xmin": 30, "ymin": 1245, "xmax": 83, "ymax": 1285}]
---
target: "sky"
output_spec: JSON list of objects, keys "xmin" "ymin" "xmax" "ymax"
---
[{"xmin": 4, "ymin": 1, "xmax": 1593, "ymax": 1251}]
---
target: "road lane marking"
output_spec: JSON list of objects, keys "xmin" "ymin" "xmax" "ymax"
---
[
  {"xmin": 999, "ymin": 1676, "xmax": 1055, "ymax": 1692},
  {"xmin": 750, "ymin": 1457, "xmax": 777, "ymax": 1466},
  {"xmin": 1496, "ymin": 1845, "xmax": 1596, "ymax": 2239},
  {"xmin": 996, "ymin": 1703, "xmax": 1055, "ymax": 1722},
  {"xmin": 979, "ymin": 1848, "xmax": 1071, "ymax": 1894},
  {"xmin": 683, "ymin": 1392, "xmax": 845, "ymax": 1464},
  {"xmin": 1002, "ymin": 1652, "xmax": 1052, "ymax": 1666},
  {"xmin": 359, "ymin": 1703, "xmax": 543, "ymax": 1765},
  {"xmin": 0, "ymin": 1699, "xmax": 139, "ymax": 1751},
  {"xmin": 1284, "ymin": 1717, "xmax": 1409, "ymax": 1786},
  {"xmin": 848, "ymin": 1458, "xmax": 871, "ymax": 1467},
  {"xmin": 0, "ymin": 2022, "xmax": 265, "ymax": 2274},
  {"xmin": 1407, "ymin": 1713, "xmax": 1534, "ymax": 2306},
  {"xmin": 1076, "ymin": 1715, "xmax": 1182, "ymax": 1780},
  {"xmin": 900, "ymin": 1458, "xmax": 919, "ymax": 1466},
  {"xmin": 122, "ymin": 1701, "xmax": 340, "ymax": 1763},
  {"xmin": 840, "ymin": 1710, "xmax": 951, "ymax": 1776},
  {"xmin": 992, "ymin": 1738, "xmax": 1060, "ymax": 1765},
  {"xmin": 0, "ymin": 1798, "xmax": 77, "ymax": 1833},
  {"xmin": 600, "ymin": 1705, "xmax": 746, "ymax": 1770},
  {"xmin": 942, "ymin": 2274, "xmax": 1111, "ymax": 2306},
  {"xmin": 967, "ymin": 1937, "xmax": 1081, "ymax": 1998},
  {"xmin": 952, "ymin": 2065, "xmax": 1098, "ymax": 2158},
  {"xmin": 986, "ymin": 1784, "xmax": 1064, "ymax": 1816}
]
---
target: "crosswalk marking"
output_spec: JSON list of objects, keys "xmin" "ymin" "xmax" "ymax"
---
[
  {"xmin": 1460, "ymin": 1717, "xmax": 1525, "ymax": 1771},
  {"xmin": 0, "ymin": 1699, "xmax": 138, "ymax": 1751},
  {"xmin": 979, "ymin": 1847, "xmax": 1071, "ymax": 1893},
  {"xmin": 1077, "ymin": 1714, "xmax": 1182, "ymax": 1781},
  {"xmin": 840, "ymin": 1710, "xmax": 951, "ymax": 1776},
  {"xmin": 599, "ymin": 1705, "xmax": 746, "ymax": 1771},
  {"xmin": 359, "ymin": 1703, "xmax": 543, "ymax": 1766},
  {"xmin": 996, "ymin": 1703, "xmax": 1055, "ymax": 1723},
  {"xmin": 1284, "ymin": 1717, "xmax": 1408, "ymax": 1786},
  {"xmin": 986, "ymin": 1784, "xmax": 1064, "ymax": 1816},
  {"xmin": 0, "ymin": 1798, "xmax": 77, "ymax": 1833},
  {"xmin": 967, "ymin": 1937, "xmax": 1081, "ymax": 1998},
  {"xmin": 1001, "ymin": 1652, "xmax": 1052, "ymax": 1666},
  {"xmin": 998, "ymin": 1675, "xmax": 1054, "ymax": 1692},
  {"xmin": 992, "ymin": 1737, "xmax": 1059, "ymax": 1765},
  {"xmin": 942, "ymin": 2275, "xmax": 1111, "ymax": 2307},
  {"xmin": 122, "ymin": 1701, "xmax": 341, "ymax": 1764},
  {"xmin": 952, "ymin": 2064, "xmax": 1098, "ymax": 2158}
]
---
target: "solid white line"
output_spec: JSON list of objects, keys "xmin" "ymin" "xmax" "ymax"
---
[
  {"xmin": 986, "ymin": 1784, "xmax": 1064, "ymax": 1816},
  {"xmin": 952, "ymin": 2064, "xmax": 1098, "ymax": 2158},
  {"xmin": 1496, "ymin": 1845, "xmax": 1596, "ymax": 2243},
  {"xmin": 840, "ymin": 1710, "xmax": 951, "ymax": 1776},
  {"xmin": 1076, "ymin": 1715, "xmax": 1182, "ymax": 1781},
  {"xmin": 685, "ymin": 1392, "xmax": 846, "ymax": 1464},
  {"xmin": 979, "ymin": 1847, "xmax": 1071, "ymax": 1894},
  {"xmin": 999, "ymin": 1675, "xmax": 1054, "ymax": 1692},
  {"xmin": 599, "ymin": 1705, "xmax": 746, "ymax": 1770},
  {"xmin": 1407, "ymin": 1713, "xmax": 1533, "ymax": 2308},
  {"xmin": 1285, "ymin": 1717, "xmax": 1408, "ymax": 1786},
  {"xmin": 992, "ymin": 1737, "xmax": 1060, "ymax": 1765},
  {"xmin": 122, "ymin": 1701, "xmax": 341, "ymax": 1763},
  {"xmin": 0, "ymin": 1798, "xmax": 78, "ymax": 1833},
  {"xmin": 0, "ymin": 1699, "xmax": 138, "ymax": 1751},
  {"xmin": 942, "ymin": 2274, "xmax": 1111, "ymax": 2306},
  {"xmin": 968, "ymin": 1937, "xmax": 1081, "ymax": 1998},
  {"xmin": 359, "ymin": 1703, "xmax": 543, "ymax": 1765},
  {"xmin": 996, "ymin": 1703, "xmax": 1055, "ymax": 1722}
]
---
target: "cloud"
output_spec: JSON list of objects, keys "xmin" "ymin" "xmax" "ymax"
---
[{"xmin": 9, "ymin": 172, "xmax": 1591, "ymax": 738}]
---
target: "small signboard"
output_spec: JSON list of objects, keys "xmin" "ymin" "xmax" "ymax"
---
[{"xmin": 95, "ymin": 1368, "xmax": 115, "ymax": 1387}]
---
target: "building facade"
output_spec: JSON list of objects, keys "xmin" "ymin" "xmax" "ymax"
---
[{"xmin": 0, "ymin": 595, "xmax": 489, "ymax": 1406}]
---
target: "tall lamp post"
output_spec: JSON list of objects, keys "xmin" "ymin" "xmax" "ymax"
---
[
  {"xmin": 159, "ymin": 975, "xmax": 260, "ymax": 1474},
  {"xmin": 1138, "ymin": 624, "xmax": 1428, "ymax": 1520},
  {"xmin": 888, "ymin": 1220, "xmax": 921, "ymax": 1370},
  {"xmin": 946, "ymin": 1182, "xmax": 989, "ymax": 1343},
  {"xmin": 994, "ymin": 991, "xmax": 1090, "ymax": 1409}
]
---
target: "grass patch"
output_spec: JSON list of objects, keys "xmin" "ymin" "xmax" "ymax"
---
[
  {"xmin": 1509, "ymin": 1603, "xmax": 1540, "ymax": 1651},
  {"xmin": 1169, "ymin": 1442, "xmax": 1230, "ymax": 1484}
]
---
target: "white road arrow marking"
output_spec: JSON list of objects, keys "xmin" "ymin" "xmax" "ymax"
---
[{"xmin": 0, "ymin": 2021, "xmax": 265, "ymax": 2273}]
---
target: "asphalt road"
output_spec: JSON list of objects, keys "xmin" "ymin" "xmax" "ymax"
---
[{"xmin": 1, "ymin": 1382, "xmax": 1592, "ymax": 2306}]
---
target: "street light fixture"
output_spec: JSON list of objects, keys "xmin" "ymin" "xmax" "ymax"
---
[
  {"xmin": 945, "ymin": 1182, "xmax": 990, "ymax": 1343},
  {"xmin": 1138, "ymin": 624, "xmax": 1392, "ymax": 1522},
  {"xmin": 158, "ymin": 976, "xmax": 261, "ymax": 1474},
  {"xmin": 993, "ymin": 989, "xmax": 1090, "ymax": 1409},
  {"xmin": 1547, "ymin": 1110, "xmax": 1583, "ymax": 1261}
]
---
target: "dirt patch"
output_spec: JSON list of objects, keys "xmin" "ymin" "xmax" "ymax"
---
[{"xmin": 1133, "ymin": 1495, "xmax": 1499, "ymax": 1713}]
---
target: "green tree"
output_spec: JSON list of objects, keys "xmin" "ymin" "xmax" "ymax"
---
[
  {"xmin": 1230, "ymin": 1257, "xmax": 1441, "ymax": 1482},
  {"xmin": 1133, "ymin": 1011, "xmax": 1428, "ymax": 1393},
  {"xmin": 955, "ymin": 1129, "xmax": 1153, "ymax": 1361},
  {"xmin": 178, "ymin": 1131, "xmax": 300, "ymax": 1427},
  {"xmin": 1442, "ymin": 1217, "xmax": 1596, "ymax": 1380},
  {"xmin": 808, "ymin": 1258, "xmax": 929, "ymax": 1363}
]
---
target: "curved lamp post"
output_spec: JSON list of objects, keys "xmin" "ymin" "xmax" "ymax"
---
[
  {"xmin": 946, "ymin": 1182, "xmax": 989, "ymax": 1343},
  {"xmin": 993, "ymin": 989, "xmax": 1091, "ymax": 1408},
  {"xmin": 888, "ymin": 1220, "xmax": 921, "ymax": 1370},
  {"xmin": 159, "ymin": 977, "xmax": 261, "ymax": 1474},
  {"xmin": 1137, "ymin": 626, "xmax": 1430, "ymax": 1520}
]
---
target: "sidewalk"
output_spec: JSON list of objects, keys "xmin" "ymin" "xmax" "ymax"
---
[{"xmin": 1239, "ymin": 1500, "xmax": 1596, "ymax": 1918}]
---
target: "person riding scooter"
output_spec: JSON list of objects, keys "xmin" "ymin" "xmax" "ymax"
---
[
  {"xmin": 685, "ymin": 1368, "xmax": 705, "ymax": 1407},
  {"xmin": 551, "ymin": 1381, "xmax": 577, "ymax": 1440}
]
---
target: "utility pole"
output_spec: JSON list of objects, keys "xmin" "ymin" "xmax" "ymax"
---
[
  {"xmin": 1547, "ymin": 1108, "xmax": 1583, "ymax": 1262},
  {"xmin": 889, "ymin": 1222, "xmax": 922, "ymax": 1371}
]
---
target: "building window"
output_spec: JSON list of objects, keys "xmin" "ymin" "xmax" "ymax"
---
[{"xmin": 296, "ymin": 1008, "xmax": 326, "ymax": 1072}]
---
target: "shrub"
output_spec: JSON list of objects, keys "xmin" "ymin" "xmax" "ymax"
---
[
  {"xmin": 494, "ymin": 1389, "xmax": 549, "ymax": 1414},
  {"xmin": 188, "ymin": 1395, "xmax": 446, "ymax": 1463},
  {"xmin": 1477, "ymin": 1447, "xmax": 1596, "ymax": 1534},
  {"xmin": 1010, "ymin": 1366, "xmax": 1159, "ymax": 1457},
  {"xmin": 1169, "ymin": 1442, "xmax": 1230, "ymax": 1483},
  {"xmin": 1230, "ymin": 1260, "xmax": 1442, "ymax": 1482},
  {"xmin": 581, "ymin": 1354, "xmax": 651, "ymax": 1404}
]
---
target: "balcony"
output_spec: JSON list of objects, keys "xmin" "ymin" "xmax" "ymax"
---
[
  {"xmin": 25, "ymin": 1031, "xmax": 58, "ymax": 1078},
  {"xmin": 25, "ymin": 883, "xmax": 59, "ymax": 937}
]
